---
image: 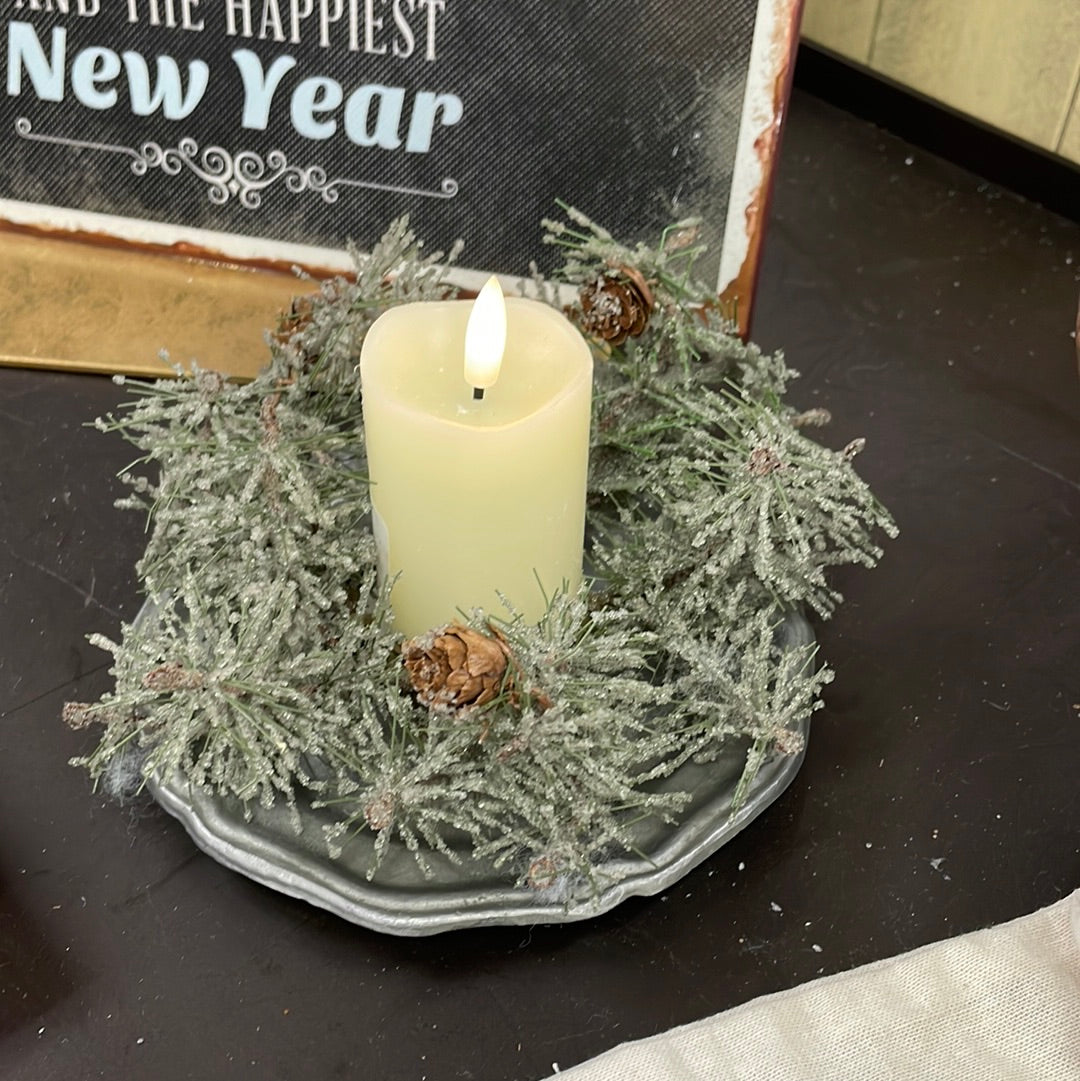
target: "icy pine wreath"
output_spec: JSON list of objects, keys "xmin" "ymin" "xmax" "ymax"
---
[{"xmin": 66, "ymin": 208, "xmax": 896, "ymax": 894}]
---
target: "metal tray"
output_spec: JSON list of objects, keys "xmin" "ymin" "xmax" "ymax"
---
[{"xmin": 146, "ymin": 612, "xmax": 814, "ymax": 936}]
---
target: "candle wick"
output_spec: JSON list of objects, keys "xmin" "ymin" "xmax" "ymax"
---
[{"xmin": 472, "ymin": 387, "xmax": 485, "ymax": 401}]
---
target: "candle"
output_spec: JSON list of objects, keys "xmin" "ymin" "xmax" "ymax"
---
[{"xmin": 360, "ymin": 279, "xmax": 593, "ymax": 637}]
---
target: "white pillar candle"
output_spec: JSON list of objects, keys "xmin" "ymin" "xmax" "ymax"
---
[{"xmin": 359, "ymin": 281, "xmax": 593, "ymax": 637}]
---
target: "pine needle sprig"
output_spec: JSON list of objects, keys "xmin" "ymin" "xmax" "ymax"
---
[{"xmin": 266, "ymin": 219, "xmax": 464, "ymax": 412}]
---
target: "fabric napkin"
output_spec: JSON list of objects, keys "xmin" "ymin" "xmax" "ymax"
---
[{"xmin": 545, "ymin": 888, "xmax": 1080, "ymax": 1080}]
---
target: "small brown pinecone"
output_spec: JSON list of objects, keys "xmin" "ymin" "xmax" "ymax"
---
[
  {"xmin": 62, "ymin": 702, "xmax": 97, "ymax": 730},
  {"xmin": 747, "ymin": 445, "xmax": 784, "ymax": 476},
  {"xmin": 526, "ymin": 855, "xmax": 560, "ymax": 891},
  {"xmin": 272, "ymin": 295, "xmax": 315, "ymax": 345},
  {"xmin": 364, "ymin": 793, "xmax": 395, "ymax": 831},
  {"xmin": 260, "ymin": 392, "xmax": 282, "ymax": 446},
  {"xmin": 578, "ymin": 266, "xmax": 654, "ymax": 346},
  {"xmin": 142, "ymin": 663, "xmax": 205, "ymax": 692},
  {"xmin": 402, "ymin": 624, "xmax": 511, "ymax": 711},
  {"xmin": 773, "ymin": 727, "xmax": 805, "ymax": 756},
  {"xmin": 194, "ymin": 369, "xmax": 228, "ymax": 398}
]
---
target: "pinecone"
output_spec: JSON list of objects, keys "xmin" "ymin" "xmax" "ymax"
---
[
  {"xmin": 578, "ymin": 266, "xmax": 654, "ymax": 346},
  {"xmin": 271, "ymin": 295, "xmax": 315, "ymax": 345},
  {"xmin": 402, "ymin": 624, "xmax": 511, "ymax": 711},
  {"xmin": 142, "ymin": 662, "xmax": 206, "ymax": 692},
  {"xmin": 772, "ymin": 727, "xmax": 805, "ymax": 756},
  {"xmin": 62, "ymin": 702, "xmax": 96, "ymax": 729},
  {"xmin": 747, "ymin": 445, "xmax": 784, "ymax": 477},
  {"xmin": 526, "ymin": 855, "xmax": 560, "ymax": 890},
  {"xmin": 364, "ymin": 793, "xmax": 395, "ymax": 831}
]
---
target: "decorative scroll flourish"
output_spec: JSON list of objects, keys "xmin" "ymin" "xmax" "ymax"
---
[{"xmin": 14, "ymin": 118, "xmax": 459, "ymax": 208}]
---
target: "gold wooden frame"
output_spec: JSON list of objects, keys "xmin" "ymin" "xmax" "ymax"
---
[{"xmin": 0, "ymin": 225, "xmax": 316, "ymax": 381}]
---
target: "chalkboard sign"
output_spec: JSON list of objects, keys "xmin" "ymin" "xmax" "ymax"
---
[{"xmin": 1, "ymin": 0, "xmax": 800, "ymax": 353}]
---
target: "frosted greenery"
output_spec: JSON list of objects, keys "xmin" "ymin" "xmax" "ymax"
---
[{"xmin": 67, "ymin": 211, "xmax": 896, "ymax": 896}]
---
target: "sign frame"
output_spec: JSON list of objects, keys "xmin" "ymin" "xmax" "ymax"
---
[{"xmin": 0, "ymin": 0, "xmax": 803, "ymax": 376}]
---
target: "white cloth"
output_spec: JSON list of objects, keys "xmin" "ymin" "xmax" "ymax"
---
[{"xmin": 546, "ymin": 890, "xmax": 1080, "ymax": 1080}]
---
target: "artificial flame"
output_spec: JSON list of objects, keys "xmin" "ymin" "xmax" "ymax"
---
[{"xmin": 464, "ymin": 276, "xmax": 507, "ymax": 391}]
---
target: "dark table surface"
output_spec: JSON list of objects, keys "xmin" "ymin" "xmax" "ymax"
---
[{"xmin": 2, "ymin": 86, "xmax": 1078, "ymax": 1081}]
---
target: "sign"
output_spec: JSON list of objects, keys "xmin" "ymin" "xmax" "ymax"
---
[{"xmin": 1, "ymin": 1, "xmax": 800, "ymax": 348}]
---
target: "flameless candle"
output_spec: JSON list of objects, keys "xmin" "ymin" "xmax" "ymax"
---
[{"xmin": 359, "ymin": 280, "xmax": 593, "ymax": 636}]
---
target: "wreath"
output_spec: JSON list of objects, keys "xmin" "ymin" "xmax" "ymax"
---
[{"xmin": 66, "ymin": 207, "xmax": 896, "ymax": 896}]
